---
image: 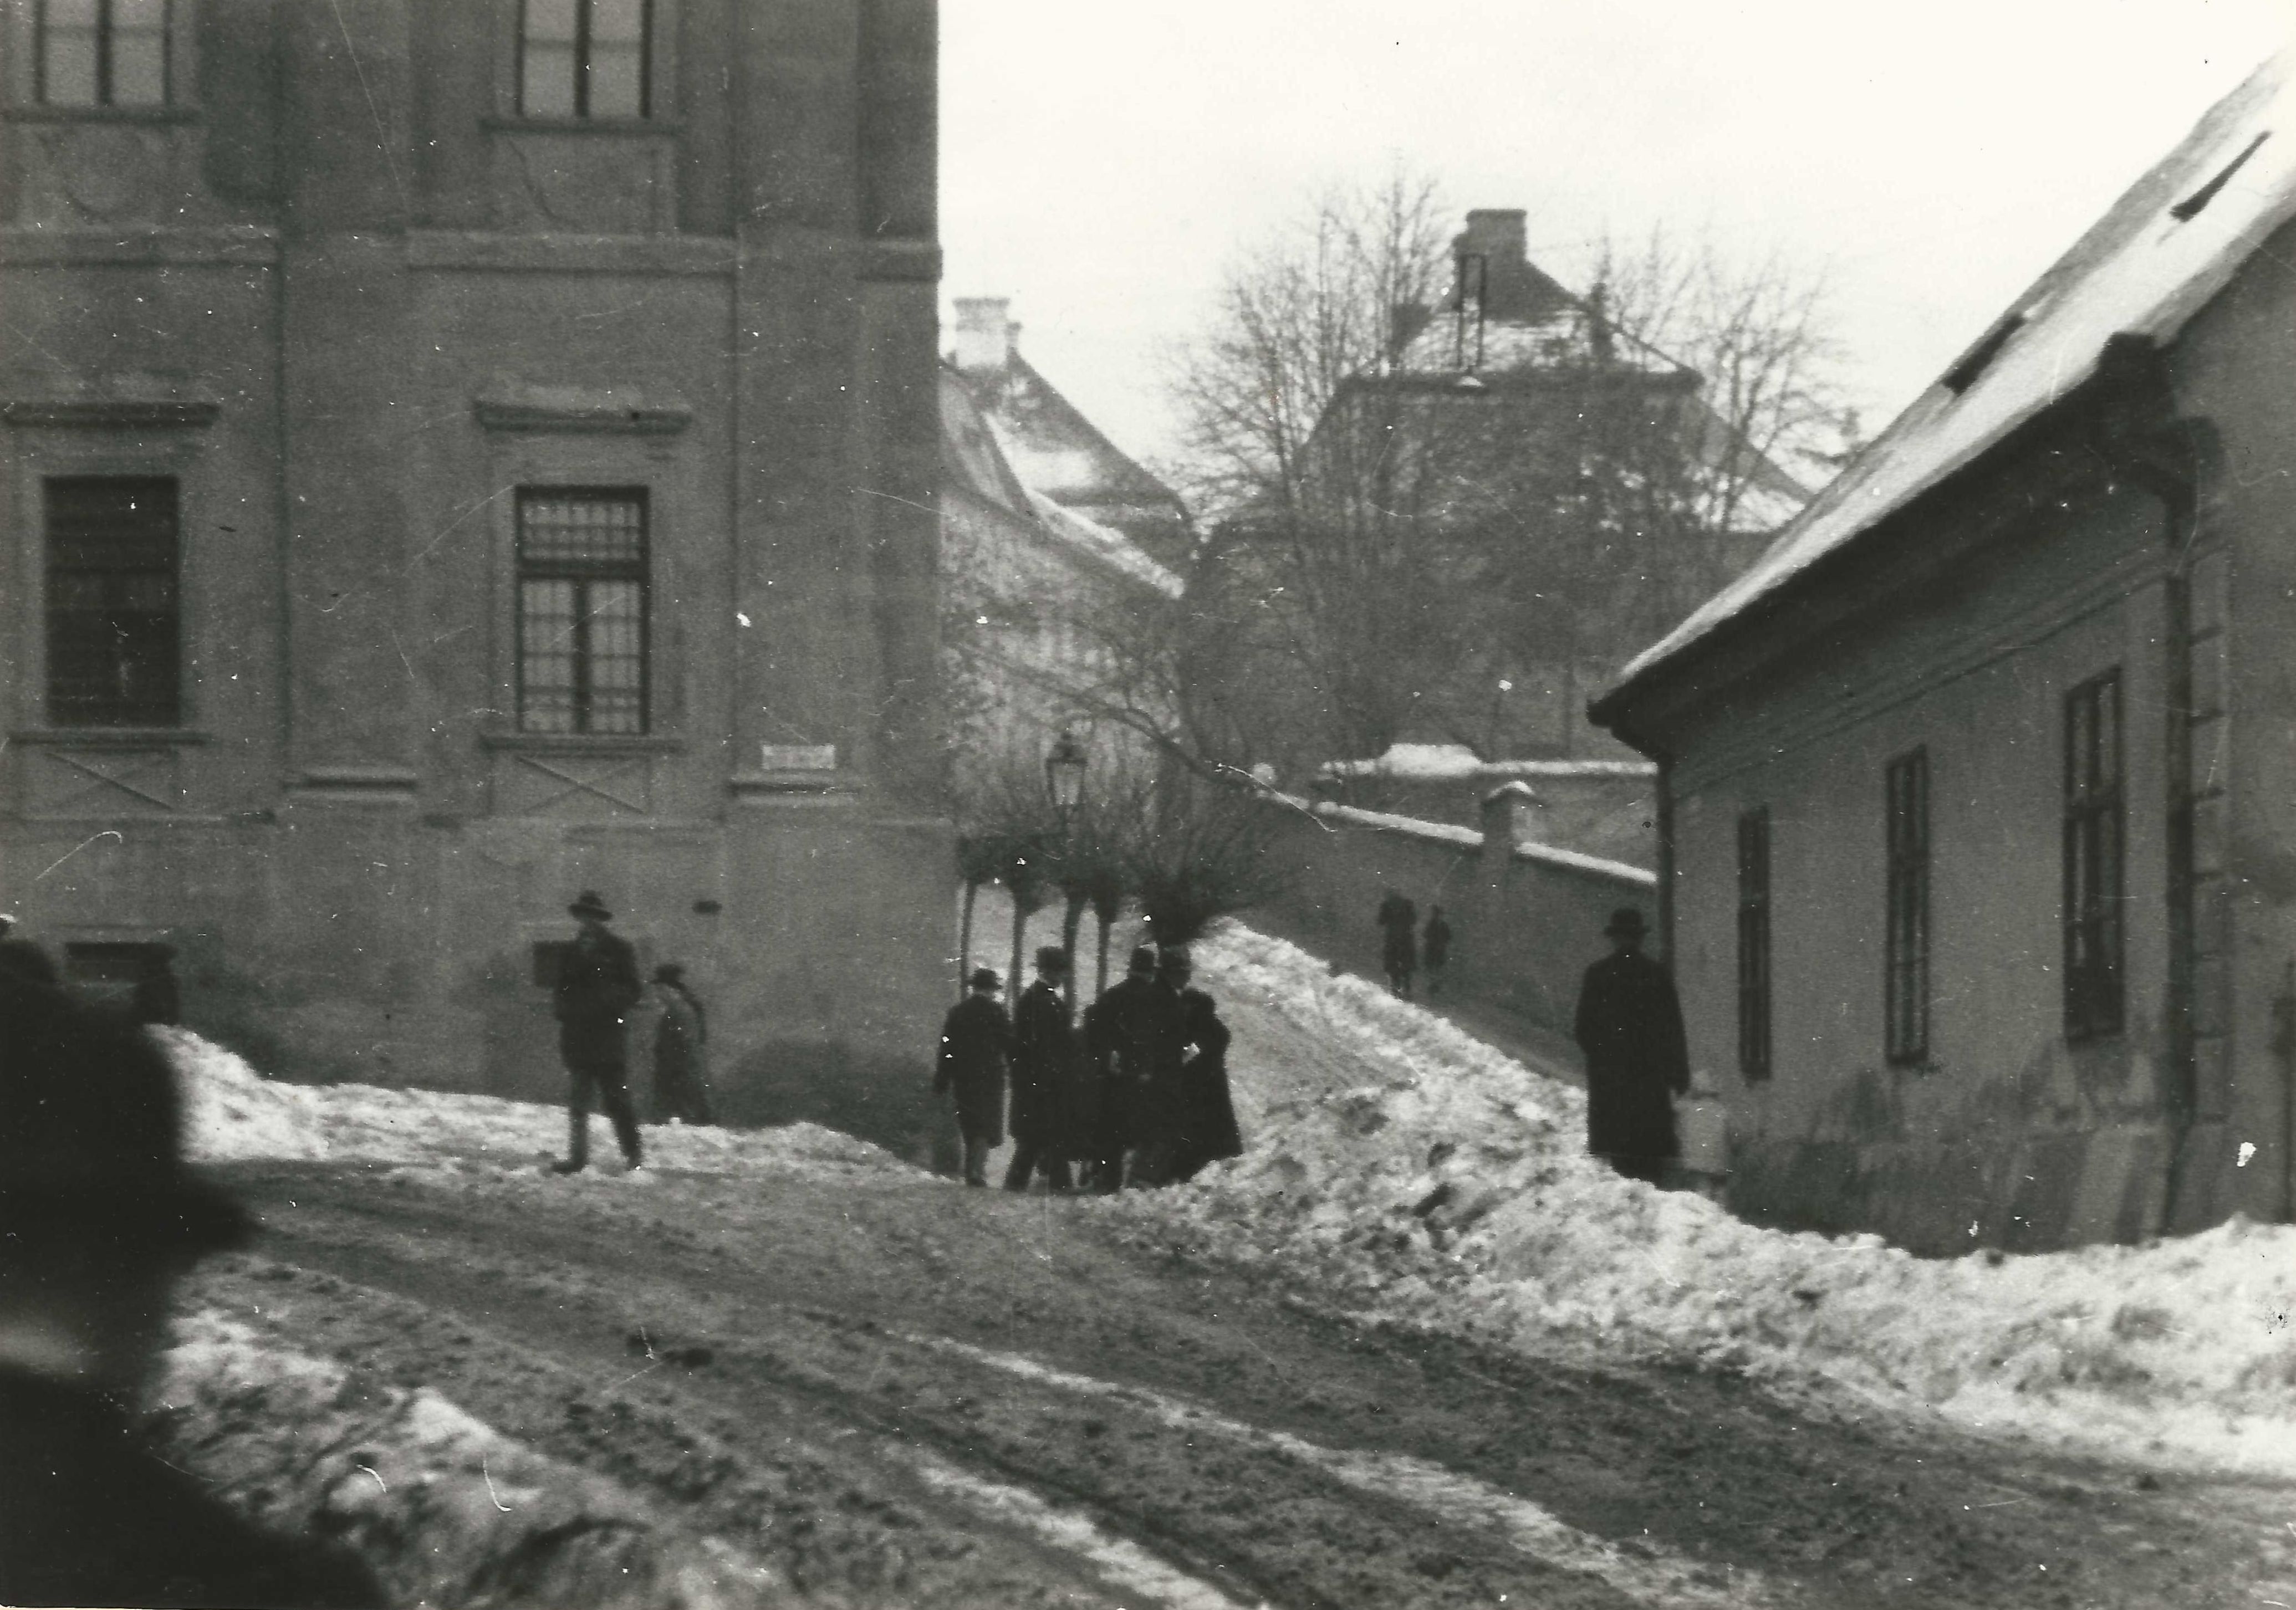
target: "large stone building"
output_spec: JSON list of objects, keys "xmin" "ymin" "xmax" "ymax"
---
[
  {"xmin": 0, "ymin": 0, "xmax": 951, "ymax": 1153},
  {"xmin": 1592, "ymin": 50, "xmax": 2296, "ymax": 1251}
]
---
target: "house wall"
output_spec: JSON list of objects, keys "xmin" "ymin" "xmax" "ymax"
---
[
  {"xmin": 0, "ymin": 0, "xmax": 954, "ymax": 1162},
  {"xmin": 1669, "ymin": 479, "xmax": 2180, "ymax": 1254}
]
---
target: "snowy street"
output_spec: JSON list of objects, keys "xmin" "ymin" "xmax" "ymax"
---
[{"xmin": 161, "ymin": 927, "xmax": 2296, "ymax": 1609}]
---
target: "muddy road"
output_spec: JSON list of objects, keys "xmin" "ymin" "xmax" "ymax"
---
[{"xmin": 181, "ymin": 1154, "xmax": 2293, "ymax": 1609}]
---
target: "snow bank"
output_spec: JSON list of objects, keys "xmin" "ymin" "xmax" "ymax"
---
[
  {"xmin": 1137, "ymin": 926, "xmax": 2296, "ymax": 1477},
  {"xmin": 164, "ymin": 1029, "xmax": 331, "ymax": 1163},
  {"xmin": 156, "ymin": 1310, "xmax": 783, "ymax": 1609}
]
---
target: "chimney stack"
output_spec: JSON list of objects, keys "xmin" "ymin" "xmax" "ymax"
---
[
  {"xmin": 1452, "ymin": 208, "xmax": 1565, "ymax": 323},
  {"xmin": 952, "ymin": 297, "xmax": 1014, "ymax": 376},
  {"xmin": 1479, "ymin": 779, "xmax": 1549, "ymax": 852}
]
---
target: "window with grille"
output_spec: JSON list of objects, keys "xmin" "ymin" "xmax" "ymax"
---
[
  {"xmin": 1884, "ymin": 748, "xmax": 1930, "ymax": 1065},
  {"xmin": 2063, "ymin": 671, "xmax": 2124, "ymax": 1040},
  {"xmin": 518, "ymin": 0, "xmax": 651, "ymax": 119},
  {"xmin": 1737, "ymin": 806, "xmax": 1772, "ymax": 1080},
  {"xmin": 33, "ymin": 0, "xmax": 170, "ymax": 107},
  {"xmin": 45, "ymin": 477, "xmax": 180, "ymax": 728},
  {"xmin": 516, "ymin": 489, "xmax": 649, "ymax": 735}
]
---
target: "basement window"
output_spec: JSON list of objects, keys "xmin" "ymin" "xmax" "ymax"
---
[{"xmin": 2170, "ymin": 132, "xmax": 2269, "ymax": 223}]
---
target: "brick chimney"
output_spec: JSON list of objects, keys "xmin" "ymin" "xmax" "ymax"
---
[
  {"xmin": 1452, "ymin": 209, "xmax": 1569, "ymax": 323},
  {"xmin": 952, "ymin": 297, "xmax": 1014, "ymax": 376}
]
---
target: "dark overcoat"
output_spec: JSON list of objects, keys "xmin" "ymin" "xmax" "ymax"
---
[
  {"xmin": 652, "ymin": 984, "xmax": 713, "ymax": 1123},
  {"xmin": 1082, "ymin": 974, "xmax": 1166, "ymax": 1155},
  {"xmin": 936, "ymin": 994, "xmax": 1011, "ymax": 1146},
  {"xmin": 1572, "ymin": 950, "xmax": 1691, "ymax": 1166},
  {"xmin": 1172, "ymin": 987, "xmax": 1242, "ymax": 1175},
  {"xmin": 555, "ymin": 928, "xmax": 642, "ymax": 1067},
  {"xmin": 1377, "ymin": 893, "xmax": 1418, "ymax": 972},
  {"xmin": 1009, "ymin": 980, "xmax": 1076, "ymax": 1147}
]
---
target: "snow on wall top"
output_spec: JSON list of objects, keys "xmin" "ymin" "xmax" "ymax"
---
[
  {"xmin": 1320, "ymin": 743, "xmax": 1657, "ymax": 782},
  {"xmin": 1609, "ymin": 45, "xmax": 2296, "ymax": 698}
]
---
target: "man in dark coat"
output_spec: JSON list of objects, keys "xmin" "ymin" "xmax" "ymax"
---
[
  {"xmin": 1004, "ymin": 947, "xmax": 1077, "ymax": 1193},
  {"xmin": 1160, "ymin": 948, "xmax": 1242, "ymax": 1183},
  {"xmin": 649, "ymin": 963, "xmax": 713, "ymax": 1125},
  {"xmin": 0, "ymin": 965, "xmax": 384, "ymax": 1609},
  {"xmin": 1081, "ymin": 945, "xmax": 1161, "ymax": 1193},
  {"xmin": 1422, "ymin": 906, "xmax": 1453, "ymax": 999},
  {"xmin": 1572, "ymin": 907, "xmax": 1691, "ymax": 1184},
  {"xmin": 550, "ymin": 890, "xmax": 645, "ymax": 1174},
  {"xmin": 1376, "ymin": 889, "xmax": 1419, "ymax": 996},
  {"xmin": 936, "ymin": 967, "xmax": 1011, "ymax": 1185}
]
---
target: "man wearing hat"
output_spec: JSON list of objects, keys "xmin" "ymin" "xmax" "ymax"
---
[
  {"xmin": 1572, "ymin": 907, "xmax": 1691, "ymax": 1184},
  {"xmin": 551, "ymin": 891, "xmax": 645, "ymax": 1174},
  {"xmin": 649, "ymin": 963, "xmax": 713, "ymax": 1126},
  {"xmin": 1004, "ymin": 946, "xmax": 1078, "ymax": 1193},
  {"xmin": 0, "ymin": 965, "xmax": 382, "ymax": 1605},
  {"xmin": 935, "ymin": 967, "xmax": 1011, "ymax": 1185},
  {"xmin": 1080, "ymin": 944, "xmax": 1166, "ymax": 1192}
]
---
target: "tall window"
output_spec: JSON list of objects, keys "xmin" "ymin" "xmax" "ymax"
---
[
  {"xmin": 45, "ymin": 477, "xmax": 180, "ymax": 727},
  {"xmin": 2064, "ymin": 671, "xmax": 2124, "ymax": 1040},
  {"xmin": 518, "ymin": 0, "xmax": 651, "ymax": 119},
  {"xmin": 33, "ymin": 0, "xmax": 170, "ymax": 107},
  {"xmin": 1737, "ymin": 806, "xmax": 1772, "ymax": 1080},
  {"xmin": 516, "ymin": 489, "xmax": 649, "ymax": 735},
  {"xmin": 1884, "ymin": 748, "xmax": 1930, "ymax": 1065}
]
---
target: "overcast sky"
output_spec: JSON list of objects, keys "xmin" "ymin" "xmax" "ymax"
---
[{"xmin": 941, "ymin": 0, "xmax": 2290, "ymax": 474}]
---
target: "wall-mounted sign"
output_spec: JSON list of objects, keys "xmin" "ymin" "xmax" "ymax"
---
[{"xmin": 759, "ymin": 744, "xmax": 838, "ymax": 772}]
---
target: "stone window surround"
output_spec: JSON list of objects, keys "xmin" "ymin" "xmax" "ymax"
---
[
  {"xmin": 0, "ymin": 0, "xmax": 198, "ymax": 116},
  {"xmin": 491, "ymin": 0, "xmax": 678, "ymax": 130}
]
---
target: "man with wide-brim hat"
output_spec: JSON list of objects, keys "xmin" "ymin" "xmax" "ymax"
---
[
  {"xmin": 1003, "ymin": 946, "xmax": 1078, "ymax": 1193},
  {"xmin": 1573, "ymin": 906, "xmax": 1690, "ymax": 1184},
  {"xmin": 935, "ymin": 967, "xmax": 1011, "ymax": 1185},
  {"xmin": 550, "ymin": 891, "xmax": 645, "ymax": 1174},
  {"xmin": 0, "ymin": 967, "xmax": 382, "ymax": 1605}
]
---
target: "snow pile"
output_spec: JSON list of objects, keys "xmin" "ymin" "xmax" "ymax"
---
[
  {"xmin": 1144, "ymin": 925, "xmax": 2296, "ymax": 1475},
  {"xmin": 164, "ymin": 1029, "xmax": 331, "ymax": 1163},
  {"xmin": 157, "ymin": 1310, "xmax": 784, "ymax": 1609}
]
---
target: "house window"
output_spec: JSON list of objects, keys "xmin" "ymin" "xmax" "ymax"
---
[
  {"xmin": 1737, "ymin": 806, "xmax": 1772, "ymax": 1080},
  {"xmin": 518, "ymin": 0, "xmax": 651, "ymax": 119},
  {"xmin": 516, "ymin": 488, "xmax": 648, "ymax": 735},
  {"xmin": 45, "ymin": 476, "xmax": 180, "ymax": 728},
  {"xmin": 1884, "ymin": 748, "xmax": 1930, "ymax": 1065},
  {"xmin": 33, "ymin": 0, "xmax": 170, "ymax": 107},
  {"xmin": 2064, "ymin": 671, "xmax": 2124, "ymax": 1040}
]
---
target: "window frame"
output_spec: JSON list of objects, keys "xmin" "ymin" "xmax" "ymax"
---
[
  {"xmin": 1884, "ymin": 747, "xmax": 1930, "ymax": 1066},
  {"xmin": 512, "ymin": 485, "xmax": 651, "ymax": 738},
  {"xmin": 43, "ymin": 473, "xmax": 182, "ymax": 730},
  {"xmin": 30, "ymin": 0, "xmax": 172, "ymax": 109},
  {"xmin": 516, "ymin": 0, "xmax": 654, "ymax": 120},
  {"xmin": 1736, "ymin": 805, "xmax": 1772, "ymax": 1081},
  {"xmin": 2063, "ymin": 669, "xmax": 2125, "ymax": 1042}
]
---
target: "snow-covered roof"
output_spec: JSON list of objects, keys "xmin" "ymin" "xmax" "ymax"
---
[
  {"xmin": 1608, "ymin": 45, "xmax": 2296, "ymax": 699},
  {"xmin": 1391, "ymin": 304, "xmax": 1682, "ymax": 380},
  {"xmin": 1318, "ymin": 743, "xmax": 1656, "ymax": 783},
  {"xmin": 1023, "ymin": 486, "xmax": 1183, "ymax": 599}
]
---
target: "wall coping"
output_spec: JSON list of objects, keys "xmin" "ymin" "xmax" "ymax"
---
[{"xmin": 1300, "ymin": 798, "xmax": 1657, "ymax": 887}]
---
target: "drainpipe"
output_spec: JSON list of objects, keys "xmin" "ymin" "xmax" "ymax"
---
[{"xmin": 2275, "ymin": 959, "xmax": 2296, "ymax": 1221}]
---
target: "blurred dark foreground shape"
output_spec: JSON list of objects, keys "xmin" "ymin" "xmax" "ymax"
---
[{"xmin": 0, "ymin": 951, "xmax": 384, "ymax": 1609}]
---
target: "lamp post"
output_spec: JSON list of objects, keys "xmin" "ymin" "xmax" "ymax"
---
[{"xmin": 1045, "ymin": 729, "xmax": 1088, "ymax": 1015}]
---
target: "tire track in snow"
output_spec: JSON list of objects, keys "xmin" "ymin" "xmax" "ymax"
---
[{"xmin": 907, "ymin": 1332, "xmax": 1774, "ymax": 1610}]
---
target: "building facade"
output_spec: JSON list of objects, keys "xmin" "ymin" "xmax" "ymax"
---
[
  {"xmin": 0, "ymin": 0, "xmax": 952, "ymax": 1153},
  {"xmin": 1592, "ymin": 52, "xmax": 2296, "ymax": 1251}
]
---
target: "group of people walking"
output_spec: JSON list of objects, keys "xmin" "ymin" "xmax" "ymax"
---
[
  {"xmin": 548, "ymin": 891, "xmax": 714, "ymax": 1175},
  {"xmin": 936, "ymin": 942, "xmax": 1242, "ymax": 1191},
  {"xmin": 1375, "ymin": 890, "xmax": 1451, "ymax": 999}
]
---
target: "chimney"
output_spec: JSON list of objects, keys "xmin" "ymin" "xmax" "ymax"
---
[
  {"xmin": 1452, "ymin": 208, "xmax": 1565, "ymax": 323},
  {"xmin": 952, "ymin": 297, "xmax": 1014, "ymax": 376},
  {"xmin": 1479, "ymin": 779, "xmax": 1549, "ymax": 852}
]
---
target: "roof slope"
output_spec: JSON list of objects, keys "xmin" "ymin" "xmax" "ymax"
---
[
  {"xmin": 971, "ymin": 351, "xmax": 1183, "ymax": 514},
  {"xmin": 1608, "ymin": 45, "xmax": 2296, "ymax": 698}
]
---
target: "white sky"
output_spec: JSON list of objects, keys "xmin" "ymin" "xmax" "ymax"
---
[{"xmin": 942, "ymin": 0, "xmax": 2292, "ymax": 474}]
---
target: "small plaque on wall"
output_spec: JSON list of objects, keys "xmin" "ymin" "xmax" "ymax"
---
[{"xmin": 759, "ymin": 744, "xmax": 837, "ymax": 772}]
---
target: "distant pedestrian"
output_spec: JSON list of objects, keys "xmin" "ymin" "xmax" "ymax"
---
[
  {"xmin": 1422, "ymin": 906, "xmax": 1453, "ymax": 999},
  {"xmin": 1161, "ymin": 948, "xmax": 1242, "ymax": 1183},
  {"xmin": 1081, "ymin": 945, "xmax": 1161, "ymax": 1193},
  {"xmin": 1004, "ymin": 947, "xmax": 1077, "ymax": 1193},
  {"xmin": 1572, "ymin": 908, "xmax": 1690, "ymax": 1185},
  {"xmin": 936, "ymin": 967, "xmax": 1011, "ymax": 1186},
  {"xmin": 549, "ymin": 891, "xmax": 644, "ymax": 1175},
  {"xmin": 1376, "ymin": 889, "xmax": 1418, "ymax": 996},
  {"xmin": 649, "ymin": 963, "xmax": 714, "ymax": 1126},
  {"xmin": 132, "ymin": 945, "xmax": 181, "ymax": 1028}
]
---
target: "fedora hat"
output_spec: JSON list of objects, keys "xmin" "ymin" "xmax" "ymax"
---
[
  {"xmin": 568, "ymin": 890, "xmax": 614, "ymax": 922},
  {"xmin": 1033, "ymin": 945, "xmax": 1070, "ymax": 974},
  {"xmin": 1604, "ymin": 907, "xmax": 1649, "ymax": 939},
  {"xmin": 968, "ymin": 966, "xmax": 1002, "ymax": 991}
]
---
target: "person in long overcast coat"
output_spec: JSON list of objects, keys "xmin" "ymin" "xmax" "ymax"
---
[
  {"xmin": 1004, "ymin": 946, "xmax": 1077, "ymax": 1192},
  {"xmin": 936, "ymin": 967, "xmax": 1011, "ymax": 1186},
  {"xmin": 1572, "ymin": 907, "xmax": 1691, "ymax": 1184},
  {"xmin": 1081, "ymin": 945, "xmax": 1161, "ymax": 1192},
  {"xmin": 552, "ymin": 890, "xmax": 645, "ymax": 1174},
  {"xmin": 1162, "ymin": 948, "xmax": 1242, "ymax": 1183},
  {"xmin": 649, "ymin": 963, "xmax": 714, "ymax": 1125}
]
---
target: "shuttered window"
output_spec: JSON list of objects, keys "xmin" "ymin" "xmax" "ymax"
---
[
  {"xmin": 2064, "ymin": 671, "xmax": 2124, "ymax": 1040},
  {"xmin": 516, "ymin": 489, "xmax": 649, "ymax": 735},
  {"xmin": 45, "ymin": 476, "xmax": 180, "ymax": 728},
  {"xmin": 1737, "ymin": 806, "xmax": 1772, "ymax": 1080},
  {"xmin": 1884, "ymin": 748, "xmax": 1930, "ymax": 1065}
]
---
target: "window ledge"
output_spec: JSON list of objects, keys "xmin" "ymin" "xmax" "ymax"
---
[
  {"xmin": 3, "ymin": 104, "xmax": 197, "ymax": 125},
  {"xmin": 481, "ymin": 115, "xmax": 681, "ymax": 136},
  {"xmin": 482, "ymin": 732, "xmax": 683, "ymax": 755},
  {"xmin": 11, "ymin": 727, "xmax": 207, "ymax": 747}
]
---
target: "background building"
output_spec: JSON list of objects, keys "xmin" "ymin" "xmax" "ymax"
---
[
  {"xmin": 1593, "ymin": 50, "xmax": 2296, "ymax": 1251},
  {"xmin": 0, "ymin": 0, "xmax": 951, "ymax": 1156}
]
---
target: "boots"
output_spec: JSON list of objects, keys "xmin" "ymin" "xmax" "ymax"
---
[{"xmin": 552, "ymin": 1109, "xmax": 589, "ymax": 1174}]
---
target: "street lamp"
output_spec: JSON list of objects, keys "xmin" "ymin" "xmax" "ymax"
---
[{"xmin": 1045, "ymin": 728, "xmax": 1087, "ymax": 819}]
